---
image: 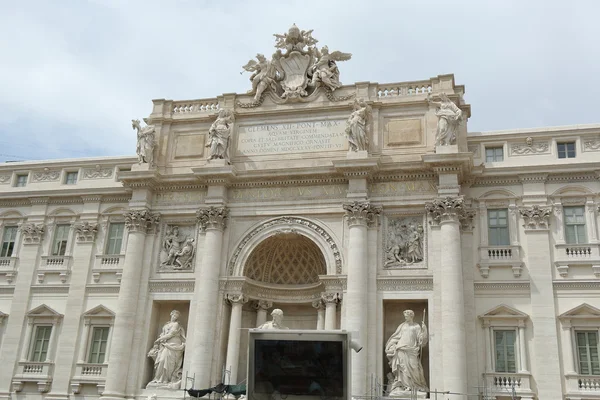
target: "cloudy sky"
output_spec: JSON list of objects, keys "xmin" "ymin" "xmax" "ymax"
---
[{"xmin": 1, "ymin": 0, "xmax": 598, "ymax": 162}]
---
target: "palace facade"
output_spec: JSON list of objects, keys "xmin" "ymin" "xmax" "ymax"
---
[{"xmin": 1, "ymin": 28, "xmax": 600, "ymax": 400}]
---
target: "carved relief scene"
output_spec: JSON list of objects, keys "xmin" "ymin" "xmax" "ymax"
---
[
  {"xmin": 384, "ymin": 216, "xmax": 426, "ymax": 268},
  {"xmin": 158, "ymin": 224, "xmax": 196, "ymax": 271}
]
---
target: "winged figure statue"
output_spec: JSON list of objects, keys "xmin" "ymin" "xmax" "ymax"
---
[
  {"xmin": 241, "ymin": 54, "xmax": 280, "ymax": 101},
  {"xmin": 309, "ymin": 46, "xmax": 352, "ymax": 91}
]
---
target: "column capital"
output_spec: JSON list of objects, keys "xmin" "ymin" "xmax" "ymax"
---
[
  {"xmin": 312, "ymin": 299, "xmax": 325, "ymax": 310},
  {"xmin": 252, "ymin": 300, "xmax": 272, "ymax": 311},
  {"xmin": 343, "ymin": 201, "xmax": 381, "ymax": 227},
  {"xmin": 226, "ymin": 293, "xmax": 248, "ymax": 305},
  {"xmin": 321, "ymin": 292, "xmax": 342, "ymax": 304},
  {"xmin": 73, "ymin": 221, "xmax": 98, "ymax": 243},
  {"xmin": 124, "ymin": 209, "xmax": 160, "ymax": 234},
  {"xmin": 197, "ymin": 206, "xmax": 229, "ymax": 232},
  {"xmin": 19, "ymin": 223, "xmax": 45, "ymax": 244},
  {"xmin": 519, "ymin": 205, "xmax": 552, "ymax": 230},
  {"xmin": 425, "ymin": 196, "xmax": 474, "ymax": 227}
]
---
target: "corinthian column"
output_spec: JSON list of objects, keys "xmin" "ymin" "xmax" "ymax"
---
[
  {"xmin": 254, "ymin": 300, "xmax": 272, "ymax": 327},
  {"xmin": 189, "ymin": 207, "xmax": 229, "ymax": 388},
  {"xmin": 313, "ymin": 300, "xmax": 325, "ymax": 330},
  {"xmin": 322, "ymin": 292, "xmax": 341, "ymax": 330},
  {"xmin": 101, "ymin": 210, "xmax": 160, "ymax": 400},
  {"xmin": 425, "ymin": 197, "xmax": 471, "ymax": 395},
  {"xmin": 224, "ymin": 294, "xmax": 248, "ymax": 385},
  {"xmin": 343, "ymin": 201, "xmax": 380, "ymax": 396}
]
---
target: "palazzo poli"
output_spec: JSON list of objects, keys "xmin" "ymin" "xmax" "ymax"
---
[{"xmin": 1, "ymin": 25, "xmax": 600, "ymax": 400}]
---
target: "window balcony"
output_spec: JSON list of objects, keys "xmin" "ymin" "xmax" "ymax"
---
[
  {"xmin": 38, "ymin": 255, "xmax": 72, "ymax": 283},
  {"xmin": 91, "ymin": 254, "xmax": 125, "ymax": 284},
  {"xmin": 554, "ymin": 243, "xmax": 600, "ymax": 278},
  {"xmin": 566, "ymin": 374, "xmax": 600, "ymax": 396},
  {"xmin": 483, "ymin": 372, "xmax": 535, "ymax": 399},
  {"xmin": 477, "ymin": 245, "xmax": 523, "ymax": 278},
  {"xmin": 71, "ymin": 363, "xmax": 107, "ymax": 394},
  {"xmin": 0, "ymin": 256, "xmax": 18, "ymax": 284},
  {"xmin": 12, "ymin": 361, "xmax": 54, "ymax": 393}
]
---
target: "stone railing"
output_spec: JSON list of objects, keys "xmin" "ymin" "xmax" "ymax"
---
[
  {"xmin": 376, "ymin": 81, "xmax": 433, "ymax": 98},
  {"xmin": 91, "ymin": 254, "xmax": 125, "ymax": 284},
  {"xmin": 94, "ymin": 254, "xmax": 125, "ymax": 269},
  {"xmin": 40, "ymin": 255, "xmax": 72, "ymax": 268},
  {"xmin": 566, "ymin": 374, "xmax": 600, "ymax": 393},
  {"xmin": 13, "ymin": 361, "xmax": 54, "ymax": 392},
  {"xmin": 0, "ymin": 256, "xmax": 17, "ymax": 269},
  {"xmin": 554, "ymin": 244, "xmax": 600, "ymax": 278},
  {"xmin": 484, "ymin": 372, "xmax": 533, "ymax": 397},
  {"xmin": 71, "ymin": 363, "xmax": 108, "ymax": 394},
  {"xmin": 172, "ymin": 99, "xmax": 220, "ymax": 115},
  {"xmin": 477, "ymin": 245, "xmax": 523, "ymax": 278}
]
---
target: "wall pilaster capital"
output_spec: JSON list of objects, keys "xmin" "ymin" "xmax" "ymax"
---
[
  {"xmin": 321, "ymin": 292, "xmax": 342, "ymax": 304},
  {"xmin": 20, "ymin": 223, "xmax": 45, "ymax": 244},
  {"xmin": 343, "ymin": 201, "xmax": 381, "ymax": 227},
  {"xmin": 519, "ymin": 205, "xmax": 552, "ymax": 230},
  {"xmin": 226, "ymin": 293, "xmax": 248, "ymax": 305},
  {"xmin": 197, "ymin": 206, "xmax": 229, "ymax": 232},
  {"xmin": 425, "ymin": 196, "xmax": 472, "ymax": 226},
  {"xmin": 124, "ymin": 209, "xmax": 161, "ymax": 234},
  {"xmin": 253, "ymin": 300, "xmax": 272, "ymax": 311},
  {"xmin": 73, "ymin": 221, "xmax": 99, "ymax": 243}
]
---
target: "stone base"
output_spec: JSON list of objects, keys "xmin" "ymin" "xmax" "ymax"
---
[
  {"xmin": 207, "ymin": 158, "xmax": 228, "ymax": 166},
  {"xmin": 386, "ymin": 388, "xmax": 427, "ymax": 398},
  {"xmin": 138, "ymin": 387, "xmax": 185, "ymax": 400},
  {"xmin": 145, "ymin": 380, "xmax": 181, "ymax": 390},
  {"xmin": 132, "ymin": 163, "xmax": 152, "ymax": 171},
  {"xmin": 346, "ymin": 150, "xmax": 369, "ymax": 159},
  {"xmin": 434, "ymin": 144, "xmax": 458, "ymax": 154}
]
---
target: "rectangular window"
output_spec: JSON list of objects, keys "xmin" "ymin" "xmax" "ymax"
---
[
  {"xmin": 1, "ymin": 226, "xmax": 18, "ymax": 257},
  {"xmin": 105, "ymin": 223, "xmax": 124, "ymax": 255},
  {"xmin": 52, "ymin": 224, "xmax": 70, "ymax": 256},
  {"xmin": 65, "ymin": 171, "xmax": 78, "ymax": 185},
  {"xmin": 488, "ymin": 209, "xmax": 510, "ymax": 246},
  {"xmin": 558, "ymin": 142, "xmax": 576, "ymax": 159},
  {"xmin": 564, "ymin": 206, "xmax": 587, "ymax": 244},
  {"xmin": 486, "ymin": 147, "xmax": 504, "ymax": 162},
  {"xmin": 577, "ymin": 331, "xmax": 600, "ymax": 375},
  {"xmin": 88, "ymin": 326, "xmax": 110, "ymax": 364},
  {"xmin": 495, "ymin": 330, "xmax": 517, "ymax": 373},
  {"xmin": 30, "ymin": 325, "xmax": 52, "ymax": 362},
  {"xmin": 15, "ymin": 174, "xmax": 28, "ymax": 187}
]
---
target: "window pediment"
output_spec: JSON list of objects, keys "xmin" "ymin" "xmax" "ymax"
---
[
  {"xmin": 26, "ymin": 304, "xmax": 63, "ymax": 325},
  {"xmin": 83, "ymin": 305, "xmax": 115, "ymax": 324},
  {"xmin": 559, "ymin": 303, "xmax": 600, "ymax": 327},
  {"xmin": 480, "ymin": 304, "xmax": 528, "ymax": 326}
]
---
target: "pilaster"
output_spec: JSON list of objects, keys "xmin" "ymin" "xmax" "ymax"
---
[{"xmin": 223, "ymin": 293, "xmax": 248, "ymax": 385}]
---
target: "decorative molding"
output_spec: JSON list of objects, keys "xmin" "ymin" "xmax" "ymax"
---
[
  {"xmin": 467, "ymin": 144, "xmax": 480, "ymax": 157},
  {"xmin": 583, "ymin": 137, "xmax": 600, "ymax": 152},
  {"xmin": 376, "ymin": 277, "xmax": 433, "ymax": 291},
  {"xmin": 85, "ymin": 285, "xmax": 120, "ymax": 294},
  {"xmin": 31, "ymin": 169, "xmax": 60, "ymax": 182},
  {"xmin": 124, "ymin": 209, "xmax": 160, "ymax": 234},
  {"xmin": 148, "ymin": 280, "xmax": 195, "ymax": 293},
  {"xmin": 228, "ymin": 216, "xmax": 342, "ymax": 275},
  {"xmin": 321, "ymin": 292, "xmax": 342, "ymax": 304},
  {"xmin": 82, "ymin": 165, "xmax": 114, "ymax": 179},
  {"xmin": 474, "ymin": 281, "xmax": 530, "ymax": 292},
  {"xmin": 0, "ymin": 174, "xmax": 11, "ymax": 184},
  {"xmin": 519, "ymin": 205, "xmax": 552, "ymax": 230},
  {"xmin": 226, "ymin": 293, "xmax": 248, "ymax": 304},
  {"xmin": 253, "ymin": 300, "xmax": 273, "ymax": 311},
  {"xmin": 343, "ymin": 201, "xmax": 382, "ymax": 227},
  {"xmin": 20, "ymin": 223, "xmax": 45, "ymax": 244},
  {"xmin": 74, "ymin": 222, "xmax": 98, "ymax": 243},
  {"xmin": 30, "ymin": 285, "xmax": 70, "ymax": 294},
  {"xmin": 197, "ymin": 206, "xmax": 229, "ymax": 232},
  {"xmin": 0, "ymin": 287, "xmax": 15, "ymax": 294},
  {"xmin": 510, "ymin": 137, "xmax": 550, "ymax": 155},
  {"xmin": 553, "ymin": 280, "xmax": 600, "ymax": 290}
]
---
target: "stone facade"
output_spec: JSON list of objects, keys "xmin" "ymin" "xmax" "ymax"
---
[{"xmin": 1, "ymin": 29, "xmax": 600, "ymax": 400}]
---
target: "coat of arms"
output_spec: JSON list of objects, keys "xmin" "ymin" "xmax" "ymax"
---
[{"xmin": 239, "ymin": 24, "xmax": 354, "ymax": 107}]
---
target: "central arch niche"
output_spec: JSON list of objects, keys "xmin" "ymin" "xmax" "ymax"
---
[{"xmin": 244, "ymin": 233, "xmax": 326, "ymax": 285}]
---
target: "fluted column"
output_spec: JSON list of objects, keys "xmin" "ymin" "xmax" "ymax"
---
[
  {"xmin": 322, "ymin": 292, "xmax": 341, "ymax": 330},
  {"xmin": 189, "ymin": 207, "xmax": 229, "ymax": 388},
  {"xmin": 343, "ymin": 201, "xmax": 380, "ymax": 396},
  {"xmin": 426, "ymin": 197, "xmax": 471, "ymax": 395},
  {"xmin": 101, "ymin": 210, "xmax": 159, "ymax": 400},
  {"xmin": 313, "ymin": 300, "xmax": 325, "ymax": 330},
  {"xmin": 224, "ymin": 294, "xmax": 247, "ymax": 385},
  {"xmin": 254, "ymin": 300, "xmax": 272, "ymax": 328}
]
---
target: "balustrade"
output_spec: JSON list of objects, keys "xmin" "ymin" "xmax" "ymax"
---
[
  {"xmin": 566, "ymin": 374, "xmax": 600, "ymax": 394},
  {"xmin": 172, "ymin": 100, "xmax": 220, "ymax": 114}
]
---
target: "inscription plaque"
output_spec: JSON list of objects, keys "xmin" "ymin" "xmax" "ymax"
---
[{"xmin": 236, "ymin": 120, "xmax": 347, "ymax": 156}]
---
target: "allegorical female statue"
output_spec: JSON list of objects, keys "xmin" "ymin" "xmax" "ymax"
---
[
  {"xmin": 345, "ymin": 98, "xmax": 371, "ymax": 152},
  {"xmin": 206, "ymin": 109, "xmax": 235, "ymax": 162},
  {"xmin": 147, "ymin": 310, "xmax": 186, "ymax": 389},
  {"xmin": 427, "ymin": 92, "xmax": 462, "ymax": 147},
  {"xmin": 385, "ymin": 309, "xmax": 428, "ymax": 395},
  {"xmin": 132, "ymin": 119, "xmax": 156, "ymax": 165}
]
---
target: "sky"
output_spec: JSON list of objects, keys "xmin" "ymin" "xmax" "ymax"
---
[{"xmin": 1, "ymin": 0, "xmax": 599, "ymax": 162}]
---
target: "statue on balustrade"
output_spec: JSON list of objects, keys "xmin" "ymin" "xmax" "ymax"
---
[
  {"xmin": 427, "ymin": 92, "xmax": 462, "ymax": 147},
  {"xmin": 206, "ymin": 109, "xmax": 235, "ymax": 162},
  {"xmin": 385, "ymin": 309, "xmax": 428, "ymax": 396},
  {"xmin": 147, "ymin": 310, "xmax": 186, "ymax": 389},
  {"xmin": 132, "ymin": 119, "xmax": 156, "ymax": 165},
  {"xmin": 345, "ymin": 98, "xmax": 371, "ymax": 152},
  {"xmin": 258, "ymin": 308, "xmax": 289, "ymax": 330}
]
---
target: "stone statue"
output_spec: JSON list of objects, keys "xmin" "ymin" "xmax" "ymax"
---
[
  {"xmin": 427, "ymin": 93, "xmax": 462, "ymax": 147},
  {"xmin": 206, "ymin": 109, "xmax": 234, "ymax": 161},
  {"xmin": 174, "ymin": 238, "xmax": 195, "ymax": 270},
  {"xmin": 132, "ymin": 119, "xmax": 156, "ymax": 165},
  {"xmin": 258, "ymin": 308, "xmax": 289, "ymax": 330},
  {"xmin": 309, "ymin": 45, "xmax": 351, "ymax": 91},
  {"xmin": 385, "ymin": 310, "xmax": 428, "ymax": 395},
  {"xmin": 345, "ymin": 98, "xmax": 371, "ymax": 152},
  {"xmin": 385, "ymin": 219, "xmax": 424, "ymax": 267},
  {"xmin": 273, "ymin": 24, "xmax": 318, "ymax": 54},
  {"xmin": 161, "ymin": 226, "xmax": 195, "ymax": 270},
  {"xmin": 147, "ymin": 310, "xmax": 186, "ymax": 389},
  {"xmin": 241, "ymin": 54, "xmax": 279, "ymax": 102}
]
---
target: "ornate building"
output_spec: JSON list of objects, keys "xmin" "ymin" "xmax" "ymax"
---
[{"xmin": 1, "ymin": 26, "xmax": 600, "ymax": 400}]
